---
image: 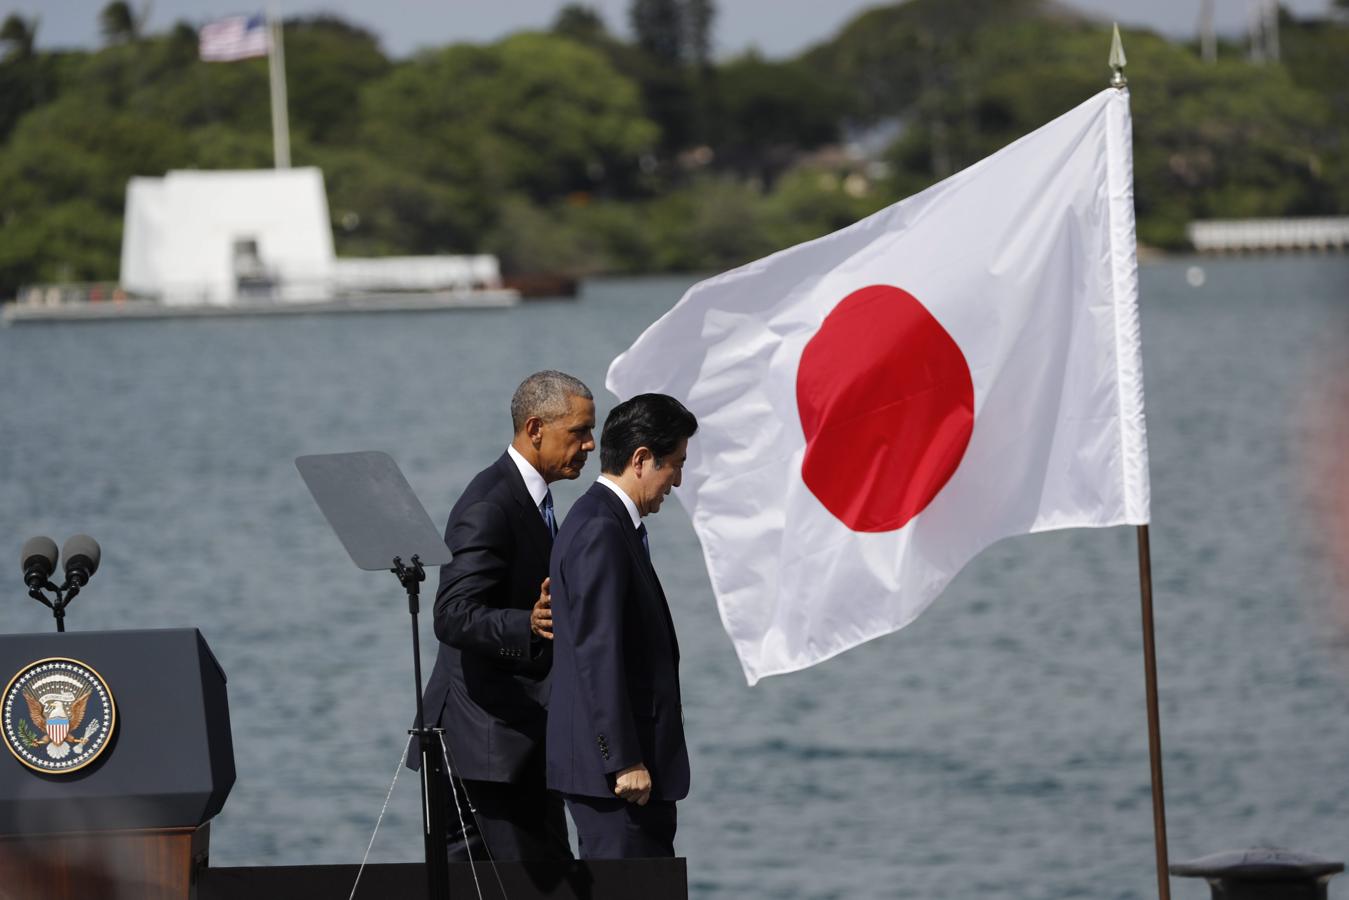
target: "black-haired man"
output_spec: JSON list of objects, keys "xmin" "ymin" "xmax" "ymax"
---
[
  {"xmin": 417, "ymin": 370, "xmax": 594, "ymax": 861},
  {"xmin": 546, "ymin": 392, "xmax": 698, "ymax": 859}
]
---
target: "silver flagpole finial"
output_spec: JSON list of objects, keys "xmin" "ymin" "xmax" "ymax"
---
[{"xmin": 1109, "ymin": 22, "xmax": 1128, "ymax": 88}]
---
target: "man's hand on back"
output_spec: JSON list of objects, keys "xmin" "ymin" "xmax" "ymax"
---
[{"xmin": 530, "ymin": 577, "xmax": 553, "ymax": 639}]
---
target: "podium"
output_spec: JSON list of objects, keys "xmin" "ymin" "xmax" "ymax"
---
[{"xmin": 0, "ymin": 628, "xmax": 235, "ymax": 900}]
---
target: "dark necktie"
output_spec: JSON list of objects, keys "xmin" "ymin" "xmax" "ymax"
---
[
  {"xmin": 636, "ymin": 522, "xmax": 650, "ymax": 558},
  {"xmin": 540, "ymin": 491, "xmax": 557, "ymax": 537}
]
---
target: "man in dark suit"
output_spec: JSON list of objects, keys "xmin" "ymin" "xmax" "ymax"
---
[
  {"xmin": 547, "ymin": 393, "xmax": 698, "ymax": 859},
  {"xmin": 418, "ymin": 370, "xmax": 595, "ymax": 862}
]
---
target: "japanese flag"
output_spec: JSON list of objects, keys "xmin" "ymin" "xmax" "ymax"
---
[{"xmin": 607, "ymin": 88, "xmax": 1150, "ymax": 684}]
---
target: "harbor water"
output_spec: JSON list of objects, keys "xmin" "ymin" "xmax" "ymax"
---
[{"xmin": 1, "ymin": 256, "xmax": 1347, "ymax": 899}]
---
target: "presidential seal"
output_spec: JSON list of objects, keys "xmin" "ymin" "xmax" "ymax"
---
[{"xmin": 2, "ymin": 657, "xmax": 116, "ymax": 774}]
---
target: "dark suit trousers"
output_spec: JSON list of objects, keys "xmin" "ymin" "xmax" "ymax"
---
[
  {"xmin": 445, "ymin": 776, "xmax": 572, "ymax": 862},
  {"xmin": 563, "ymin": 794, "xmax": 677, "ymax": 859}
]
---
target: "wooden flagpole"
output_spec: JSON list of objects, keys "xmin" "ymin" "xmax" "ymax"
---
[
  {"xmin": 1110, "ymin": 26, "xmax": 1170, "ymax": 899},
  {"xmin": 1136, "ymin": 524, "xmax": 1171, "ymax": 900}
]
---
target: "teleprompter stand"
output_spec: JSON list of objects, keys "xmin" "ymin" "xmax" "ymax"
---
[{"xmin": 295, "ymin": 451, "xmax": 453, "ymax": 900}]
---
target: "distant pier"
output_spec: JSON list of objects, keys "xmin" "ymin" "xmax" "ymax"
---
[{"xmin": 1187, "ymin": 216, "xmax": 1349, "ymax": 254}]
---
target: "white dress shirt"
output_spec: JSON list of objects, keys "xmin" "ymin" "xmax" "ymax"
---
[
  {"xmin": 506, "ymin": 444, "xmax": 550, "ymax": 508},
  {"xmin": 597, "ymin": 475, "xmax": 642, "ymax": 529}
]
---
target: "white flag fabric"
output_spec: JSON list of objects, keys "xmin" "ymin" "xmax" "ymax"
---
[
  {"xmin": 199, "ymin": 14, "xmax": 270, "ymax": 62},
  {"xmin": 606, "ymin": 88, "xmax": 1150, "ymax": 685}
]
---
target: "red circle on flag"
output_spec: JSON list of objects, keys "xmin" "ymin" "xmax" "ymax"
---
[{"xmin": 796, "ymin": 284, "xmax": 974, "ymax": 533}]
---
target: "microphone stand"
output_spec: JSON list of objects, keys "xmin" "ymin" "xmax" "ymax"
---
[
  {"xmin": 27, "ymin": 582, "xmax": 73, "ymax": 632},
  {"xmin": 393, "ymin": 555, "xmax": 451, "ymax": 900}
]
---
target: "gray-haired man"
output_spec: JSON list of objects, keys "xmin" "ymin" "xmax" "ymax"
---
[{"xmin": 417, "ymin": 370, "xmax": 595, "ymax": 861}]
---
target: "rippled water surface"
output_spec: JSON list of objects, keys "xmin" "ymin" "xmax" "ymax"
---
[{"xmin": 2, "ymin": 257, "xmax": 1348, "ymax": 899}]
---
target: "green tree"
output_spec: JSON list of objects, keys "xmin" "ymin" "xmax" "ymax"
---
[
  {"xmin": 99, "ymin": 2, "xmax": 143, "ymax": 45},
  {"xmin": 711, "ymin": 52, "xmax": 848, "ymax": 184},
  {"xmin": 283, "ymin": 17, "xmax": 392, "ymax": 145},
  {"xmin": 312, "ymin": 145, "xmax": 478, "ymax": 256},
  {"xmin": 86, "ymin": 17, "xmax": 388, "ymax": 160},
  {"xmin": 358, "ymin": 33, "xmax": 657, "ymax": 250},
  {"xmin": 71, "ymin": 33, "xmax": 265, "ymax": 133},
  {"xmin": 864, "ymin": 12, "xmax": 1344, "ymax": 247},
  {"xmin": 644, "ymin": 177, "xmax": 777, "ymax": 270},
  {"xmin": 762, "ymin": 169, "xmax": 886, "ymax": 250},
  {"xmin": 626, "ymin": 0, "xmax": 718, "ymax": 154},
  {"xmin": 1, "ymin": 13, "xmax": 36, "ymax": 59},
  {"xmin": 553, "ymin": 5, "xmax": 608, "ymax": 41},
  {"xmin": 684, "ymin": 0, "xmax": 715, "ymax": 69},
  {"xmin": 629, "ymin": 0, "xmax": 714, "ymax": 66},
  {"xmin": 631, "ymin": 0, "xmax": 684, "ymax": 64},
  {"xmin": 483, "ymin": 196, "xmax": 622, "ymax": 276},
  {"xmin": 1280, "ymin": 17, "xmax": 1349, "ymax": 208},
  {"xmin": 0, "ymin": 16, "xmax": 58, "ymax": 144},
  {"xmin": 0, "ymin": 92, "xmax": 192, "ymax": 293}
]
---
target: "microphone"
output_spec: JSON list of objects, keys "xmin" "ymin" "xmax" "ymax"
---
[
  {"xmin": 61, "ymin": 534, "xmax": 101, "ymax": 589},
  {"xmin": 20, "ymin": 536, "xmax": 58, "ymax": 589}
]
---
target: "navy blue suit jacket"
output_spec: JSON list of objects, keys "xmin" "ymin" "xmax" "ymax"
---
[
  {"xmin": 546, "ymin": 482, "xmax": 689, "ymax": 801},
  {"xmin": 415, "ymin": 453, "xmax": 553, "ymax": 782}
]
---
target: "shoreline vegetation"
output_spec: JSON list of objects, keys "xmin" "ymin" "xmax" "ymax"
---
[{"xmin": 0, "ymin": 0, "xmax": 1345, "ymax": 298}]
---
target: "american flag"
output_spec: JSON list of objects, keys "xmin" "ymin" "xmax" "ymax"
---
[{"xmin": 199, "ymin": 14, "xmax": 270, "ymax": 62}]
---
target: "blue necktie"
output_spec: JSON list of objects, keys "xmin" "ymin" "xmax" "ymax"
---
[
  {"xmin": 540, "ymin": 491, "xmax": 557, "ymax": 537},
  {"xmin": 636, "ymin": 522, "xmax": 650, "ymax": 558}
]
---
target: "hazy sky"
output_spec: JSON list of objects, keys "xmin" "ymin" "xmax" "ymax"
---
[{"xmin": 6, "ymin": 0, "xmax": 1336, "ymax": 58}]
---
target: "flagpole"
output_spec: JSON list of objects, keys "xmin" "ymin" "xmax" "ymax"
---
[
  {"xmin": 1110, "ymin": 24, "xmax": 1171, "ymax": 900},
  {"xmin": 267, "ymin": 2, "xmax": 291, "ymax": 169},
  {"xmin": 1136, "ymin": 524, "xmax": 1171, "ymax": 900}
]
